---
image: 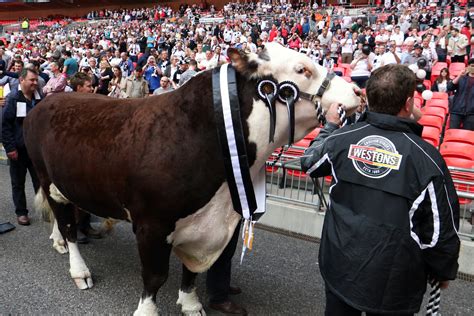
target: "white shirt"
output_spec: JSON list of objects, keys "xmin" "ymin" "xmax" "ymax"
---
[{"xmin": 340, "ymin": 38, "xmax": 354, "ymax": 54}]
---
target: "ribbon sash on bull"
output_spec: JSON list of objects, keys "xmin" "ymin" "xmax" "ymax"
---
[{"xmin": 212, "ymin": 64, "xmax": 266, "ymax": 260}]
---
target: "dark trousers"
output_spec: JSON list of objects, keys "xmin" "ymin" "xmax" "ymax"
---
[
  {"xmin": 206, "ymin": 220, "xmax": 241, "ymax": 303},
  {"xmin": 9, "ymin": 147, "xmax": 40, "ymax": 216},
  {"xmin": 451, "ymin": 55, "xmax": 466, "ymax": 63},
  {"xmin": 450, "ymin": 114, "xmax": 474, "ymax": 130},
  {"xmin": 325, "ymin": 287, "xmax": 414, "ymax": 316},
  {"xmin": 351, "ymin": 76, "xmax": 370, "ymax": 88}
]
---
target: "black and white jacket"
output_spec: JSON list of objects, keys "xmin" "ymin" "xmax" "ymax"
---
[{"xmin": 300, "ymin": 112, "xmax": 460, "ymax": 314}]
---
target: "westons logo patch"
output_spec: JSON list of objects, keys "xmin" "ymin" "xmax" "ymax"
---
[{"xmin": 348, "ymin": 136, "xmax": 402, "ymax": 178}]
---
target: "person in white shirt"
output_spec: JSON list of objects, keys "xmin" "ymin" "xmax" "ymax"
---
[
  {"xmin": 379, "ymin": 42, "xmax": 401, "ymax": 67},
  {"xmin": 340, "ymin": 31, "xmax": 354, "ymax": 63},
  {"xmin": 390, "ymin": 26, "xmax": 404, "ymax": 53}
]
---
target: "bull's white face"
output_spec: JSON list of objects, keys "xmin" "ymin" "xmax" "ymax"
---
[{"xmin": 229, "ymin": 43, "xmax": 363, "ymax": 158}]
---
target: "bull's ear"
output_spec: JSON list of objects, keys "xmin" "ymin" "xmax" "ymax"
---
[{"xmin": 227, "ymin": 48, "xmax": 249, "ymax": 73}]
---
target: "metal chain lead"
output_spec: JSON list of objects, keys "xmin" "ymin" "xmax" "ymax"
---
[
  {"xmin": 316, "ymin": 102, "xmax": 347, "ymax": 127},
  {"xmin": 426, "ymin": 279, "xmax": 441, "ymax": 316}
]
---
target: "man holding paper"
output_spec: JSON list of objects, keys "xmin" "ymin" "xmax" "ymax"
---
[{"xmin": 2, "ymin": 67, "xmax": 42, "ymax": 226}]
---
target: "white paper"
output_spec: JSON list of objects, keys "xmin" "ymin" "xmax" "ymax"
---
[
  {"xmin": 2, "ymin": 83, "xmax": 10, "ymax": 97},
  {"xmin": 16, "ymin": 102, "xmax": 27, "ymax": 117}
]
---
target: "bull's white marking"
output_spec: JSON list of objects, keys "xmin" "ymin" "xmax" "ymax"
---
[
  {"xmin": 34, "ymin": 187, "xmax": 53, "ymax": 222},
  {"xmin": 49, "ymin": 183, "xmax": 70, "ymax": 204},
  {"xmin": 177, "ymin": 289, "xmax": 206, "ymax": 316},
  {"xmin": 134, "ymin": 296, "xmax": 159, "ymax": 316},
  {"xmin": 67, "ymin": 241, "xmax": 93, "ymax": 290},
  {"xmin": 50, "ymin": 219, "xmax": 67, "ymax": 254}
]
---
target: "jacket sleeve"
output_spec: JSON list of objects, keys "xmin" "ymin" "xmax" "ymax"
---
[
  {"xmin": 1, "ymin": 95, "xmax": 17, "ymax": 153},
  {"xmin": 422, "ymin": 163, "xmax": 460, "ymax": 281},
  {"xmin": 300, "ymin": 122, "xmax": 339, "ymax": 178}
]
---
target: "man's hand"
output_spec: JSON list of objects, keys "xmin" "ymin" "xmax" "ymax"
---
[
  {"xmin": 325, "ymin": 103, "xmax": 342, "ymax": 126},
  {"xmin": 7, "ymin": 150, "xmax": 18, "ymax": 161}
]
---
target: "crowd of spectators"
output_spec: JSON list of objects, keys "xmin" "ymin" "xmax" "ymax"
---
[{"xmin": 0, "ymin": 1, "xmax": 473, "ymax": 127}]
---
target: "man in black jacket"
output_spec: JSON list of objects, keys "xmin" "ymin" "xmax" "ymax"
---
[
  {"xmin": 2, "ymin": 67, "xmax": 41, "ymax": 226},
  {"xmin": 301, "ymin": 64, "xmax": 460, "ymax": 315}
]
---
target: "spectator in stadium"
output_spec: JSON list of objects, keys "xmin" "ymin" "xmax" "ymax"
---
[
  {"xmin": 144, "ymin": 56, "xmax": 161, "ymax": 93},
  {"xmin": 379, "ymin": 41, "xmax": 401, "ymax": 67},
  {"xmin": 63, "ymin": 51, "xmax": 78, "ymax": 78},
  {"xmin": 447, "ymin": 58, "xmax": 474, "ymax": 130},
  {"xmin": 2, "ymin": 68, "xmax": 41, "ymax": 226},
  {"xmin": 153, "ymin": 76, "xmax": 173, "ymax": 95},
  {"xmin": 108, "ymin": 66, "xmax": 127, "ymax": 98},
  {"xmin": 125, "ymin": 66, "xmax": 149, "ymax": 98},
  {"xmin": 448, "ymin": 28, "xmax": 469, "ymax": 63},
  {"xmin": 431, "ymin": 68, "xmax": 452, "ymax": 93},
  {"xmin": 350, "ymin": 45, "xmax": 373, "ymax": 88},
  {"xmin": 97, "ymin": 60, "xmax": 114, "ymax": 95},
  {"xmin": 340, "ymin": 31, "xmax": 354, "ymax": 64},
  {"xmin": 70, "ymin": 72, "xmax": 93, "ymax": 93},
  {"xmin": 178, "ymin": 59, "xmax": 197, "ymax": 86},
  {"xmin": 301, "ymin": 64, "xmax": 460, "ymax": 315},
  {"xmin": 42, "ymin": 62, "xmax": 66, "ymax": 97},
  {"xmin": 435, "ymin": 26, "xmax": 450, "ymax": 63}
]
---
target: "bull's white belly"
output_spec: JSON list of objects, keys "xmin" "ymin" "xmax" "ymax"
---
[{"xmin": 167, "ymin": 183, "xmax": 241, "ymax": 273}]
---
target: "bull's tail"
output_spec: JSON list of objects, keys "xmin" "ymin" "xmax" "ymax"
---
[{"xmin": 34, "ymin": 187, "xmax": 54, "ymax": 223}]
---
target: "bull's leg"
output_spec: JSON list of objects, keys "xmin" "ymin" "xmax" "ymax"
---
[
  {"xmin": 50, "ymin": 219, "xmax": 68, "ymax": 254},
  {"xmin": 177, "ymin": 265, "xmax": 206, "ymax": 316},
  {"xmin": 134, "ymin": 224, "xmax": 172, "ymax": 316},
  {"xmin": 48, "ymin": 194, "xmax": 93, "ymax": 290}
]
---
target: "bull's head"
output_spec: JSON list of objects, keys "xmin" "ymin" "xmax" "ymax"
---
[{"xmin": 227, "ymin": 42, "xmax": 362, "ymax": 148}]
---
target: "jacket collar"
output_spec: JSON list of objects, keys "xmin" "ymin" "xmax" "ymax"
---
[
  {"xmin": 364, "ymin": 111, "xmax": 423, "ymax": 136},
  {"xmin": 18, "ymin": 84, "xmax": 42, "ymax": 101}
]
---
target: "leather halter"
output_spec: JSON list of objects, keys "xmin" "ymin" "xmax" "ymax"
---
[{"xmin": 257, "ymin": 72, "xmax": 337, "ymax": 145}]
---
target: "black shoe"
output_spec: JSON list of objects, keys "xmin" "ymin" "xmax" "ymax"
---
[
  {"xmin": 82, "ymin": 226, "xmax": 103, "ymax": 239},
  {"xmin": 77, "ymin": 230, "xmax": 90, "ymax": 244},
  {"xmin": 0, "ymin": 222, "xmax": 15, "ymax": 234}
]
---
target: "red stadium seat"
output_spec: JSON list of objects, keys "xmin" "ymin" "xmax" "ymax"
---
[
  {"xmin": 304, "ymin": 128, "xmax": 320, "ymax": 140},
  {"xmin": 431, "ymin": 62, "xmax": 448, "ymax": 83},
  {"xmin": 449, "ymin": 62, "xmax": 466, "ymax": 79},
  {"xmin": 443, "ymin": 129, "xmax": 474, "ymax": 145},
  {"xmin": 418, "ymin": 115, "xmax": 444, "ymax": 131},
  {"xmin": 440, "ymin": 142, "xmax": 474, "ymax": 160},
  {"xmin": 425, "ymin": 99, "xmax": 449, "ymax": 116},
  {"xmin": 422, "ymin": 126, "xmax": 441, "ymax": 147},
  {"xmin": 293, "ymin": 138, "xmax": 311, "ymax": 148},
  {"xmin": 430, "ymin": 91, "xmax": 449, "ymax": 100},
  {"xmin": 423, "ymin": 80, "xmax": 432, "ymax": 90},
  {"xmin": 420, "ymin": 106, "xmax": 446, "ymax": 121},
  {"xmin": 444, "ymin": 157, "xmax": 474, "ymax": 205}
]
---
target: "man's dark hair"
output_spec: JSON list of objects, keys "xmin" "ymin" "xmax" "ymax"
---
[
  {"xmin": 366, "ymin": 64, "xmax": 416, "ymax": 116},
  {"xmin": 188, "ymin": 59, "xmax": 197, "ymax": 67},
  {"xmin": 468, "ymin": 58, "xmax": 474, "ymax": 65},
  {"xmin": 70, "ymin": 72, "xmax": 91, "ymax": 91},
  {"xmin": 20, "ymin": 67, "xmax": 38, "ymax": 79},
  {"xmin": 65, "ymin": 51, "xmax": 72, "ymax": 57}
]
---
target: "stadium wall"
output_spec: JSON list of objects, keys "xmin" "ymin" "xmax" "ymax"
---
[{"xmin": 0, "ymin": 0, "xmax": 227, "ymax": 20}]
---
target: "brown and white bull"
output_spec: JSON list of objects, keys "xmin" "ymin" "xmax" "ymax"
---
[{"xmin": 24, "ymin": 43, "xmax": 362, "ymax": 315}]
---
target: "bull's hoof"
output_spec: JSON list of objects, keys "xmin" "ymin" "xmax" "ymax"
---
[
  {"xmin": 52, "ymin": 239, "xmax": 68, "ymax": 254},
  {"xmin": 177, "ymin": 289, "xmax": 205, "ymax": 316},
  {"xmin": 71, "ymin": 269, "xmax": 93, "ymax": 290},
  {"xmin": 73, "ymin": 276, "xmax": 93, "ymax": 290}
]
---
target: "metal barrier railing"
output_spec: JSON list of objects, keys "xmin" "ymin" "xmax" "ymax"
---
[{"xmin": 266, "ymin": 157, "xmax": 474, "ymax": 241}]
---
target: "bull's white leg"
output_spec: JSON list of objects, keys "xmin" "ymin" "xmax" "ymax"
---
[
  {"xmin": 49, "ymin": 219, "xmax": 68, "ymax": 254},
  {"xmin": 67, "ymin": 241, "xmax": 93, "ymax": 290},
  {"xmin": 134, "ymin": 296, "xmax": 159, "ymax": 316},
  {"xmin": 177, "ymin": 288, "xmax": 206, "ymax": 316}
]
